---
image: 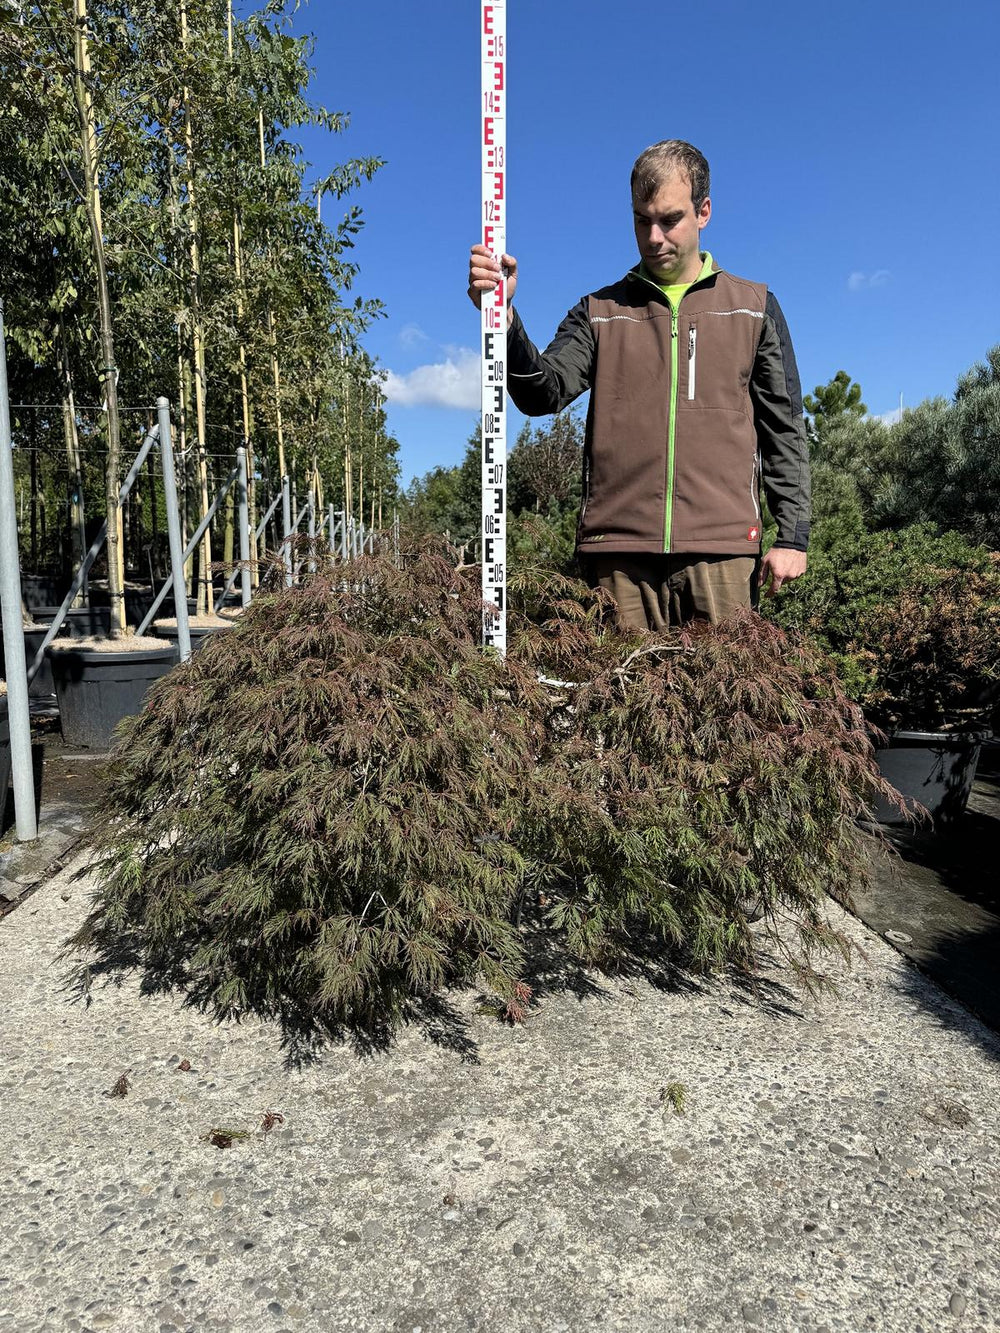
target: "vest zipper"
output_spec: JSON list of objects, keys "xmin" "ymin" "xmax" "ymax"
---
[
  {"xmin": 687, "ymin": 326, "xmax": 697, "ymax": 400},
  {"xmin": 664, "ymin": 307, "xmax": 678, "ymax": 551}
]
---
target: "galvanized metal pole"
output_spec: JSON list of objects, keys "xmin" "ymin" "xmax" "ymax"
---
[
  {"xmin": 0, "ymin": 300, "xmax": 37, "ymax": 841},
  {"xmin": 236, "ymin": 445, "xmax": 251, "ymax": 607},
  {"xmin": 156, "ymin": 398, "xmax": 192, "ymax": 662},
  {"xmin": 307, "ymin": 490, "xmax": 316, "ymax": 576},
  {"xmin": 215, "ymin": 490, "xmax": 281, "ymax": 605},
  {"xmin": 329, "ymin": 504, "xmax": 337, "ymax": 557},
  {"xmin": 141, "ymin": 461, "xmax": 239, "ymax": 633},
  {"xmin": 281, "ymin": 475, "xmax": 292, "ymax": 588}
]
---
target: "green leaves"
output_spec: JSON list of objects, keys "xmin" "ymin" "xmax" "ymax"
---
[
  {"xmin": 766, "ymin": 524, "xmax": 1000, "ymax": 730},
  {"xmin": 2, "ymin": 0, "xmax": 394, "ymax": 535}
]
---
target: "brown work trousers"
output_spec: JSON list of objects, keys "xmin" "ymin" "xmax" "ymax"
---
[{"xmin": 584, "ymin": 553, "xmax": 759, "ymax": 630}]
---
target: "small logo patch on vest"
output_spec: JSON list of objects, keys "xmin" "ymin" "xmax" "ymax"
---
[{"xmin": 747, "ymin": 525, "xmax": 761, "ymax": 541}]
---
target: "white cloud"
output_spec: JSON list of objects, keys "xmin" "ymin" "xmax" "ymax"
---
[
  {"xmin": 847, "ymin": 269, "xmax": 890, "ymax": 292},
  {"xmin": 384, "ymin": 346, "xmax": 480, "ymax": 409},
  {"xmin": 398, "ymin": 323, "xmax": 429, "ymax": 348},
  {"xmin": 875, "ymin": 406, "xmax": 903, "ymax": 425}
]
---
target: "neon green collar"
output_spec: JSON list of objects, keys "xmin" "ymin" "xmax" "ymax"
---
[{"xmin": 636, "ymin": 250, "xmax": 715, "ymax": 289}]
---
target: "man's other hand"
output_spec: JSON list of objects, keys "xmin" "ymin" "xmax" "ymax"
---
[
  {"xmin": 468, "ymin": 245, "xmax": 517, "ymax": 313},
  {"xmin": 758, "ymin": 547, "xmax": 807, "ymax": 597}
]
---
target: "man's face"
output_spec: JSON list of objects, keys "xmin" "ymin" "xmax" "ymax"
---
[{"xmin": 632, "ymin": 171, "xmax": 711, "ymax": 284}]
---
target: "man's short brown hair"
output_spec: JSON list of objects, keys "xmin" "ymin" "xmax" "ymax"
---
[{"xmin": 630, "ymin": 140, "xmax": 710, "ymax": 212}]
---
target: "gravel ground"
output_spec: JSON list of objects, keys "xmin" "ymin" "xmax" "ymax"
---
[{"xmin": 1, "ymin": 850, "xmax": 999, "ymax": 1333}]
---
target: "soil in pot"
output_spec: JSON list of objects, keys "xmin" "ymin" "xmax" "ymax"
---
[
  {"xmin": 153, "ymin": 613, "xmax": 239, "ymax": 653},
  {"xmin": 873, "ymin": 729, "xmax": 990, "ymax": 825},
  {"xmin": 47, "ymin": 635, "xmax": 178, "ymax": 750}
]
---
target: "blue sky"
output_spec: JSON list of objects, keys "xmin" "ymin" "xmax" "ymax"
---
[{"xmin": 291, "ymin": 0, "xmax": 999, "ymax": 487}]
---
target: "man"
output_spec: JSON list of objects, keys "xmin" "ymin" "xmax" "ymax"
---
[{"xmin": 467, "ymin": 139, "xmax": 810, "ymax": 629}]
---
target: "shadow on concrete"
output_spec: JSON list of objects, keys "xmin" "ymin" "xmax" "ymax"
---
[
  {"xmin": 851, "ymin": 772, "xmax": 1000, "ymax": 1058},
  {"xmin": 57, "ymin": 886, "xmax": 811, "ymax": 1073}
]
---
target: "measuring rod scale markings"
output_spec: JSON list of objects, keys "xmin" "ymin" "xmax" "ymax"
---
[{"xmin": 481, "ymin": 0, "xmax": 507, "ymax": 653}]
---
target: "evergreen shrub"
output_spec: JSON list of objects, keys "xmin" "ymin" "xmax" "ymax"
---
[
  {"xmin": 764, "ymin": 525, "xmax": 1000, "ymax": 731},
  {"xmin": 68, "ymin": 546, "xmax": 895, "ymax": 1031}
]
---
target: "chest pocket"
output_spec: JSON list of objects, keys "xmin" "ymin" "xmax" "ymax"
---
[{"xmin": 680, "ymin": 308, "xmax": 762, "ymax": 411}]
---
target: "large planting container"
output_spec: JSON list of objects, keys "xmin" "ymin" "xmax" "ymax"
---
[
  {"xmin": 20, "ymin": 574, "xmax": 69, "ymax": 614},
  {"xmin": 873, "ymin": 730, "xmax": 989, "ymax": 824},
  {"xmin": 34, "ymin": 605, "xmax": 112, "ymax": 638},
  {"xmin": 0, "ymin": 627, "xmax": 55, "ymax": 697},
  {"xmin": 48, "ymin": 644, "xmax": 178, "ymax": 749}
]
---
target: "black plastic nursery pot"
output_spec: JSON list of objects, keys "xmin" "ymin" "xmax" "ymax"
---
[
  {"xmin": 20, "ymin": 573, "xmax": 69, "ymax": 614},
  {"xmin": 0, "ymin": 628, "xmax": 55, "ymax": 697},
  {"xmin": 34, "ymin": 605, "xmax": 112, "ymax": 638},
  {"xmin": 22, "ymin": 627, "xmax": 55, "ymax": 697},
  {"xmin": 124, "ymin": 589, "xmax": 197, "ymax": 625},
  {"xmin": 47, "ymin": 644, "xmax": 178, "ymax": 750},
  {"xmin": 873, "ymin": 730, "xmax": 990, "ymax": 825}
]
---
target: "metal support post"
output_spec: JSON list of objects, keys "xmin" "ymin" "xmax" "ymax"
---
[
  {"xmin": 281, "ymin": 475, "xmax": 293, "ymax": 588},
  {"xmin": 216, "ymin": 490, "xmax": 281, "ymax": 605},
  {"xmin": 329, "ymin": 504, "xmax": 337, "ymax": 557},
  {"xmin": 138, "ymin": 462, "xmax": 239, "ymax": 633},
  {"xmin": 0, "ymin": 300, "xmax": 37, "ymax": 840},
  {"xmin": 307, "ymin": 491, "xmax": 316, "ymax": 576},
  {"xmin": 156, "ymin": 398, "xmax": 191, "ymax": 663},
  {"xmin": 236, "ymin": 446, "xmax": 251, "ymax": 607}
]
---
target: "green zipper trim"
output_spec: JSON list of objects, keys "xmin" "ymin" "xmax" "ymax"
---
[
  {"xmin": 628, "ymin": 255, "xmax": 715, "ymax": 551},
  {"xmin": 666, "ymin": 306, "xmax": 678, "ymax": 549}
]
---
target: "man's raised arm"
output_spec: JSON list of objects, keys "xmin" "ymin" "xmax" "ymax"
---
[{"xmin": 467, "ymin": 245, "xmax": 594, "ymax": 417}]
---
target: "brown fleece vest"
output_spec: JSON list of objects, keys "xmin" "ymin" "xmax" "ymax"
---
[{"xmin": 578, "ymin": 269, "xmax": 768, "ymax": 555}]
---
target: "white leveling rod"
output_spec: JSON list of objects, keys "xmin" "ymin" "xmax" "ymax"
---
[{"xmin": 480, "ymin": 0, "xmax": 507, "ymax": 653}]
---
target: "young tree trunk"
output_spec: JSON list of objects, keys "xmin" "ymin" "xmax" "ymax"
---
[
  {"xmin": 223, "ymin": 461, "xmax": 235, "ymax": 571},
  {"xmin": 227, "ymin": 1, "xmax": 257, "ymax": 585},
  {"xmin": 258, "ymin": 110, "xmax": 287, "ymax": 481},
  {"xmin": 29, "ymin": 424, "xmax": 38, "ymax": 568},
  {"xmin": 73, "ymin": 0, "xmax": 125, "ymax": 637},
  {"xmin": 59, "ymin": 317, "xmax": 87, "ymax": 604},
  {"xmin": 343, "ymin": 366, "xmax": 353, "ymax": 519},
  {"xmin": 146, "ymin": 450, "xmax": 158, "ymax": 581},
  {"xmin": 179, "ymin": 0, "xmax": 213, "ymax": 614},
  {"xmin": 179, "ymin": 351, "xmax": 194, "ymax": 596}
]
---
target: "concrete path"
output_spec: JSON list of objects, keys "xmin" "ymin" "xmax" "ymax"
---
[{"xmin": 1, "ymin": 847, "xmax": 998, "ymax": 1333}]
